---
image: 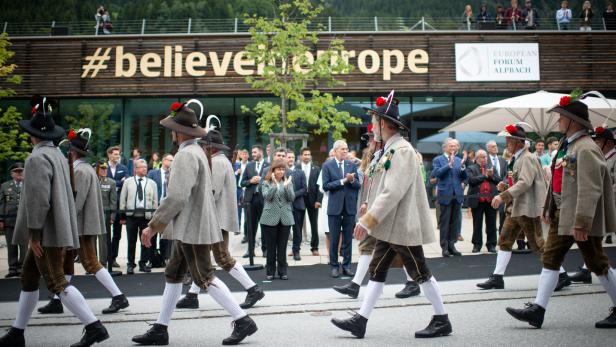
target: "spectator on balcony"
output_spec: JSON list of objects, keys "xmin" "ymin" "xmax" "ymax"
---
[
  {"xmin": 462, "ymin": 5, "xmax": 475, "ymax": 30},
  {"xmin": 556, "ymin": 1, "xmax": 572, "ymax": 30},
  {"xmin": 477, "ymin": 3, "xmax": 492, "ymax": 22},
  {"xmin": 505, "ymin": 0, "xmax": 523, "ymax": 29},
  {"xmin": 604, "ymin": 2, "xmax": 616, "ymax": 30},
  {"xmin": 580, "ymin": 1, "xmax": 594, "ymax": 31},
  {"xmin": 95, "ymin": 6, "xmax": 112, "ymax": 35},
  {"xmin": 496, "ymin": 4, "xmax": 508, "ymax": 29},
  {"xmin": 522, "ymin": 0, "xmax": 539, "ymax": 29}
]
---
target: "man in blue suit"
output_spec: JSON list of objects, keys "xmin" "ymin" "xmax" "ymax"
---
[
  {"xmin": 287, "ymin": 150, "xmax": 307, "ymax": 261},
  {"xmin": 322, "ymin": 140, "xmax": 361, "ymax": 278},
  {"xmin": 106, "ymin": 145, "xmax": 129, "ymax": 267},
  {"xmin": 431, "ymin": 138, "xmax": 467, "ymax": 257},
  {"xmin": 147, "ymin": 153, "xmax": 173, "ymax": 261}
]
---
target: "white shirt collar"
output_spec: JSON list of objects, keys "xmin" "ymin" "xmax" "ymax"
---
[
  {"xmin": 513, "ymin": 148, "xmax": 525, "ymax": 160},
  {"xmin": 567, "ymin": 129, "xmax": 587, "ymax": 144},
  {"xmin": 605, "ymin": 148, "xmax": 616, "ymax": 160},
  {"xmin": 179, "ymin": 139, "xmax": 198, "ymax": 151}
]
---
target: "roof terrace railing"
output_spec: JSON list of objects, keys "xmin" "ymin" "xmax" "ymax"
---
[{"xmin": 1, "ymin": 16, "xmax": 613, "ymax": 37}]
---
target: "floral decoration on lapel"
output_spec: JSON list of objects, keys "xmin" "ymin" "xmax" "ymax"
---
[
  {"xmin": 368, "ymin": 148, "xmax": 396, "ymax": 178},
  {"xmin": 562, "ymin": 154, "xmax": 577, "ymax": 174}
]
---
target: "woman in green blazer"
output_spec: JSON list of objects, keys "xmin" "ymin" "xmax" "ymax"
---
[{"xmin": 259, "ymin": 159, "xmax": 295, "ymax": 280}]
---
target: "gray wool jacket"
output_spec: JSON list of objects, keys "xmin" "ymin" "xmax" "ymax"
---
[
  {"xmin": 74, "ymin": 159, "xmax": 106, "ymax": 236},
  {"xmin": 211, "ymin": 152, "xmax": 239, "ymax": 234}
]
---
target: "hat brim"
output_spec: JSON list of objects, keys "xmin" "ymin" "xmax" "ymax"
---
[
  {"xmin": 497, "ymin": 130, "xmax": 529, "ymax": 141},
  {"xmin": 549, "ymin": 105, "xmax": 594, "ymax": 130},
  {"xmin": 197, "ymin": 139, "xmax": 230, "ymax": 151},
  {"xmin": 19, "ymin": 120, "xmax": 65, "ymax": 141},
  {"xmin": 363, "ymin": 107, "xmax": 409, "ymax": 131},
  {"xmin": 160, "ymin": 116, "xmax": 206, "ymax": 138},
  {"xmin": 9, "ymin": 167, "xmax": 23, "ymax": 172},
  {"xmin": 70, "ymin": 145, "xmax": 91, "ymax": 156}
]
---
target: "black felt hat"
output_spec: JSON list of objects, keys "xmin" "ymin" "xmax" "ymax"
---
[
  {"xmin": 198, "ymin": 129, "xmax": 230, "ymax": 151},
  {"xmin": 67, "ymin": 128, "xmax": 92, "ymax": 156},
  {"xmin": 160, "ymin": 101, "xmax": 206, "ymax": 138},
  {"xmin": 363, "ymin": 94, "xmax": 408, "ymax": 131},
  {"xmin": 591, "ymin": 126, "xmax": 615, "ymax": 142},
  {"xmin": 19, "ymin": 96, "xmax": 65, "ymax": 141},
  {"xmin": 549, "ymin": 96, "xmax": 593, "ymax": 130}
]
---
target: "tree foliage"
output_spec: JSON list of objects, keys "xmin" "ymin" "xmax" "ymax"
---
[
  {"xmin": 64, "ymin": 103, "xmax": 120, "ymax": 161},
  {"xmin": 241, "ymin": 0, "xmax": 360, "ymax": 144}
]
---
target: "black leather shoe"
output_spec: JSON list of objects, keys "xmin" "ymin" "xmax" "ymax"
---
[
  {"xmin": 102, "ymin": 294, "xmax": 129, "ymax": 314},
  {"xmin": 112, "ymin": 261, "xmax": 120, "ymax": 268},
  {"xmin": 280, "ymin": 274, "xmax": 288, "ymax": 280},
  {"xmin": 138, "ymin": 263, "xmax": 152, "ymax": 273},
  {"xmin": 554, "ymin": 272, "xmax": 572, "ymax": 292},
  {"xmin": 477, "ymin": 274, "xmax": 504, "ymax": 289},
  {"xmin": 293, "ymin": 252, "xmax": 301, "ymax": 261},
  {"xmin": 606, "ymin": 235, "xmax": 613, "ymax": 244},
  {"xmin": 331, "ymin": 268, "xmax": 340, "ymax": 278},
  {"xmin": 506, "ymin": 302, "xmax": 545, "ymax": 328},
  {"xmin": 0, "ymin": 327, "xmax": 25, "ymax": 347},
  {"xmin": 240, "ymin": 285, "xmax": 265, "ymax": 309},
  {"xmin": 441, "ymin": 250, "xmax": 451, "ymax": 258},
  {"xmin": 242, "ymin": 252, "xmax": 250, "ymax": 258},
  {"xmin": 4, "ymin": 271, "xmax": 20, "ymax": 278},
  {"xmin": 176, "ymin": 293, "xmax": 199, "ymax": 309},
  {"xmin": 487, "ymin": 246, "xmax": 497, "ymax": 253},
  {"xmin": 570, "ymin": 267, "xmax": 592, "ymax": 284},
  {"xmin": 395, "ymin": 281, "xmax": 421, "ymax": 298},
  {"xmin": 132, "ymin": 323, "xmax": 169, "ymax": 345},
  {"xmin": 266, "ymin": 275, "xmax": 274, "ymax": 281},
  {"xmin": 70, "ymin": 320, "xmax": 109, "ymax": 347},
  {"xmin": 414, "ymin": 314, "xmax": 452, "ymax": 338},
  {"xmin": 342, "ymin": 268, "xmax": 355, "ymax": 277},
  {"xmin": 472, "ymin": 246, "xmax": 481, "ymax": 253},
  {"xmin": 222, "ymin": 315, "xmax": 258, "ymax": 345},
  {"xmin": 595, "ymin": 307, "xmax": 616, "ymax": 328},
  {"xmin": 333, "ymin": 282, "xmax": 360, "ymax": 299},
  {"xmin": 241, "ymin": 236, "xmax": 247, "ymax": 244},
  {"xmin": 38, "ymin": 298, "xmax": 63, "ymax": 314},
  {"xmin": 331, "ymin": 313, "xmax": 368, "ymax": 338},
  {"xmin": 449, "ymin": 247, "xmax": 462, "ymax": 257},
  {"xmin": 127, "ymin": 265, "xmax": 135, "ymax": 275}
]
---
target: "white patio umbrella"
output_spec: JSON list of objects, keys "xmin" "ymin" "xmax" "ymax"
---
[{"xmin": 442, "ymin": 90, "xmax": 616, "ymax": 137}]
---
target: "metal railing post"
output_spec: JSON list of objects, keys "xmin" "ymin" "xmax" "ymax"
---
[
  {"xmin": 512, "ymin": 18, "xmax": 516, "ymax": 31},
  {"xmin": 374, "ymin": 16, "xmax": 378, "ymax": 31},
  {"xmin": 188, "ymin": 18, "xmax": 192, "ymax": 34},
  {"xmin": 328, "ymin": 16, "xmax": 332, "ymax": 32},
  {"xmin": 50, "ymin": 20, "xmax": 55, "ymax": 36},
  {"xmin": 556, "ymin": 20, "xmax": 560, "ymax": 31},
  {"xmin": 141, "ymin": 19, "xmax": 146, "ymax": 35},
  {"xmin": 234, "ymin": 18, "xmax": 238, "ymax": 33},
  {"xmin": 3, "ymin": 22, "xmax": 7, "ymax": 33},
  {"xmin": 603, "ymin": 18, "xmax": 607, "ymax": 31},
  {"xmin": 422, "ymin": 16, "xmax": 425, "ymax": 31}
]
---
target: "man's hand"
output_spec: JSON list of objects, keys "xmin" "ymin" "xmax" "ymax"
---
[
  {"xmin": 29, "ymin": 239, "xmax": 43, "ymax": 258},
  {"xmin": 541, "ymin": 212, "xmax": 551, "ymax": 225},
  {"xmin": 250, "ymin": 176, "xmax": 261, "ymax": 184},
  {"xmin": 497, "ymin": 181, "xmax": 507, "ymax": 192},
  {"xmin": 315, "ymin": 202, "xmax": 321, "ymax": 209},
  {"xmin": 283, "ymin": 176, "xmax": 291, "ymax": 188},
  {"xmin": 491, "ymin": 195, "xmax": 503, "ymax": 209},
  {"xmin": 359, "ymin": 203, "xmax": 368, "ymax": 217},
  {"xmin": 141, "ymin": 227, "xmax": 156, "ymax": 247},
  {"xmin": 345, "ymin": 173, "xmax": 354, "ymax": 183},
  {"xmin": 573, "ymin": 228, "xmax": 589, "ymax": 242},
  {"xmin": 354, "ymin": 223, "xmax": 368, "ymax": 241}
]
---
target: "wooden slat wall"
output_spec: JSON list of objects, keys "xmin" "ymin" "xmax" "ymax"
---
[{"xmin": 3, "ymin": 32, "xmax": 616, "ymax": 98}]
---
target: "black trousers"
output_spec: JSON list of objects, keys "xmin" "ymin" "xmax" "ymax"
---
[
  {"xmin": 328, "ymin": 213, "xmax": 355, "ymax": 270},
  {"xmin": 471, "ymin": 201, "xmax": 497, "ymax": 248},
  {"xmin": 246, "ymin": 197, "xmax": 265, "ymax": 256},
  {"xmin": 111, "ymin": 210, "xmax": 122, "ymax": 261},
  {"xmin": 291, "ymin": 208, "xmax": 305, "ymax": 253},
  {"xmin": 305, "ymin": 205, "xmax": 319, "ymax": 251},
  {"xmin": 126, "ymin": 216, "xmax": 153, "ymax": 267},
  {"xmin": 262, "ymin": 223, "xmax": 291, "ymax": 277},
  {"xmin": 439, "ymin": 201, "xmax": 461, "ymax": 251},
  {"xmin": 4, "ymin": 226, "xmax": 26, "ymax": 273},
  {"xmin": 369, "ymin": 240, "xmax": 432, "ymax": 284}
]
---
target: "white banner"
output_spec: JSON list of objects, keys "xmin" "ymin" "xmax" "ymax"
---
[{"xmin": 455, "ymin": 43, "xmax": 540, "ymax": 82}]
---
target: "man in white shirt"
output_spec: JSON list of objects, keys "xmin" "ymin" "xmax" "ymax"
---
[
  {"xmin": 556, "ymin": 1, "xmax": 572, "ymax": 30},
  {"xmin": 297, "ymin": 148, "xmax": 323, "ymax": 256}
]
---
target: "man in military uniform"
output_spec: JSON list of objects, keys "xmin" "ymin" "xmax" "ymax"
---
[
  {"xmin": 0, "ymin": 163, "xmax": 26, "ymax": 278},
  {"xmin": 332, "ymin": 124, "xmax": 420, "ymax": 300},
  {"xmin": 0, "ymin": 97, "xmax": 109, "ymax": 347},
  {"xmin": 132, "ymin": 100, "xmax": 257, "ymax": 346},
  {"xmin": 176, "ymin": 128, "xmax": 265, "ymax": 310},
  {"xmin": 476, "ymin": 123, "xmax": 569, "ymax": 291},
  {"xmin": 506, "ymin": 91, "xmax": 616, "ymax": 329},
  {"xmin": 331, "ymin": 93, "xmax": 452, "ymax": 339},
  {"xmin": 95, "ymin": 160, "xmax": 117, "ymax": 267}
]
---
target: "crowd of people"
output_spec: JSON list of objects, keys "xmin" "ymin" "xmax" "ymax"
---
[{"xmin": 461, "ymin": 0, "xmax": 616, "ymax": 30}]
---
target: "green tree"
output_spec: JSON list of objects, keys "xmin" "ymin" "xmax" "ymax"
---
[
  {"xmin": 0, "ymin": 33, "xmax": 29, "ymax": 164},
  {"xmin": 64, "ymin": 103, "xmax": 120, "ymax": 160},
  {"xmin": 241, "ymin": 0, "xmax": 361, "ymax": 145}
]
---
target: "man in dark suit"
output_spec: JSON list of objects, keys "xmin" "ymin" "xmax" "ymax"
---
[
  {"xmin": 106, "ymin": 145, "xmax": 128, "ymax": 267},
  {"xmin": 466, "ymin": 149, "xmax": 501, "ymax": 253},
  {"xmin": 147, "ymin": 153, "xmax": 173, "ymax": 261},
  {"xmin": 322, "ymin": 140, "xmax": 361, "ymax": 278},
  {"xmin": 486, "ymin": 140, "xmax": 508, "ymax": 233},
  {"xmin": 431, "ymin": 138, "xmax": 468, "ymax": 257},
  {"xmin": 287, "ymin": 150, "xmax": 307, "ymax": 261},
  {"xmin": 240, "ymin": 145, "xmax": 269, "ymax": 258},
  {"xmin": 297, "ymin": 147, "xmax": 323, "ymax": 256}
]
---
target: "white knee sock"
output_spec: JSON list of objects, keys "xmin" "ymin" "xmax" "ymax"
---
[
  {"xmin": 559, "ymin": 266, "xmax": 566, "ymax": 274},
  {"xmin": 358, "ymin": 281, "xmax": 384, "ymax": 319},
  {"xmin": 598, "ymin": 268, "xmax": 616, "ymax": 306},
  {"xmin": 229, "ymin": 263, "xmax": 256, "ymax": 290},
  {"xmin": 13, "ymin": 290, "xmax": 39, "ymax": 329},
  {"xmin": 54, "ymin": 275, "xmax": 73, "ymax": 300},
  {"xmin": 208, "ymin": 277, "xmax": 246, "ymax": 321},
  {"xmin": 59, "ymin": 286, "xmax": 97, "ymax": 325},
  {"xmin": 155, "ymin": 282, "xmax": 182, "ymax": 326},
  {"xmin": 534, "ymin": 268, "xmax": 559, "ymax": 309},
  {"xmin": 493, "ymin": 250, "xmax": 512, "ymax": 275},
  {"xmin": 404, "ymin": 267, "xmax": 413, "ymax": 282},
  {"xmin": 419, "ymin": 277, "xmax": 447, "ymax": 315},
  {"xmin": 352, "ymin": 255, "xmax": 372, "ymax": 286},
  {"xmin": 188, "ymin": 282, "xmax": 201, "ymax": 295},
  {"xmin": 94, "ymin": 268, "xmax": 122, "ymax": 297}
]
